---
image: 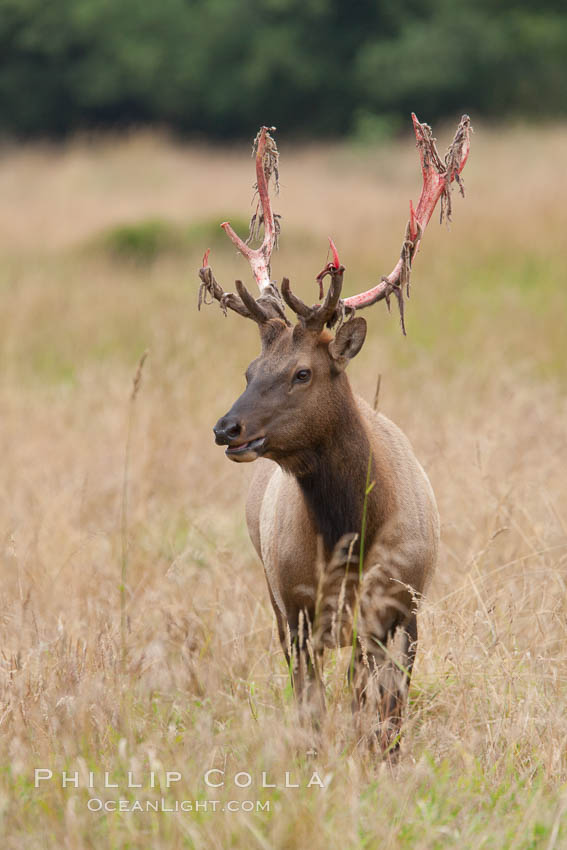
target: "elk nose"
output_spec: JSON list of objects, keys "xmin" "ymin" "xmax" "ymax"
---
[{"xmin": 213, "ymin": 416, "xmax": 242, "ymax": 445}]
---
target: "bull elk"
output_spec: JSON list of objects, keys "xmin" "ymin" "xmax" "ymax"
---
[{"xmin": 198, "ymin": 117, "xmax": 471, "ymax": 746}]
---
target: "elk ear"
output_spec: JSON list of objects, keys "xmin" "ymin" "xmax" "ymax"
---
[{"xmin": 328, "ymin": 317, "xmax": 367, "ymax": 372}]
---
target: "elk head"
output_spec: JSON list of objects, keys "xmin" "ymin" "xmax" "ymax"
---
[
  {"xmin": 198, "ymin": 119, "xmax": 471, "ymax": 464},
  {"xmin": 211, "ymin": 263, "xmax": 367, "ymax": 466}
]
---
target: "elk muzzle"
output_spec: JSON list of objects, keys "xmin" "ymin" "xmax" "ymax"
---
[{"xmin": 213, "ymin": 413, "xmax": 266, "ymax": 462}]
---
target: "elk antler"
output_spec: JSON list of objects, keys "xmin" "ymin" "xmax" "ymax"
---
[
  {"xmin": 197, "ymin": 254, "xmax": 289, "ymax": 327},
  {"xmin": 199, "ymin": 116, "xmax": 470, "ymax": 336},
  {"xmin": 197, "ymin": 126, "xmax": 289, "ymax": 325},
  {"xmin": 221, "ymin": 125, "xmax": 280, "ymax": 292},
  {"xmin": 198, "ymin": 251, "xmax": 252, "ymax": 319},
  {"xmin": 340, "ymin": 113, "xmax": 471, "ymax": 334},
  {"xmin": 281, "ymin": 262, "xmax": 345, "ymax": 332}
]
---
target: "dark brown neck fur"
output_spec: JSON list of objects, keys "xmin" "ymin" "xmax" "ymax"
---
[{"xmin": 280, "ymin": 381, "xmax": 384, "ymax": 558}]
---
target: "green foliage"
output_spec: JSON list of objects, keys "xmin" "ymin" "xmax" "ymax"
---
[
  {"xmin": 0, "ymin": 0, "xmax": 566, "ymax": 137},
  {"xmin": 355, "ymin": 1, "xmax": 567, "ymax": 123},
  {"xmin": 101, "ymin": 219, "xmax": 179, "ymax": 263},
  {"xmin": 350, "ymin": 110, "xmax": 402, "ymax": 146},
  {"xmin": 95, "ymin": 215, "xmax": 251, "ymax": 263}
]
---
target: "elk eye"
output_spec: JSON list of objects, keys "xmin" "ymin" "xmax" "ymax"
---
[{"xmin": 294, "ymin": 369, "xmax": 311, "ymax": 383}]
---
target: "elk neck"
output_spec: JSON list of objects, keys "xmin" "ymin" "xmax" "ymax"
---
[{"xmin": 280, "ymin": 375, "xmax": 384, "ymax": 557}]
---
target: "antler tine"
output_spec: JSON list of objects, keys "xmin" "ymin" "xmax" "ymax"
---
[
  {"xmin": 221, "ymin": 126, "xmax": 279, "ymax": 294},
  {"xmin": 342, "ymin": 114, "xmax": 471, "ymax": 335},
  {"xmin": 199, "ymin": 250, "xmax": 291, "ymax": 327},
  {"xmin": 281, "ymin": 277, "xmax": 312, "ymax": 318},
  {"xmin": 198, "ymin": 261, "xmax": 253, "ymax": 320},
  {"xmin": 282, "ymin": 231, "xmax": 345, "ymax": 330},
  {"xmin": 281, "ymin": 266, "xmax": 345, "ymax": 331},
  {"xmin": 305, "ymin": 238, "xmax": 346, "ymax": 329},
  {"xmin": 317, "ymin": 265, "xmax": 344, "ymax": 326},
  {"xmin": 235, "ymin": 279, "xmax": 269, "ymax": 324}
]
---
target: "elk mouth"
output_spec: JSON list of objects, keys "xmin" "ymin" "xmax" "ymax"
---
[{"xmin": 225, "ymin": 436, "xmax": 266, "ymax": 462}]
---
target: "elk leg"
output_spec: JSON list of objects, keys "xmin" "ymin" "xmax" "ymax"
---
[
  {"xmin": 267, "ymin": 591, "xmax": 326, "ymax": 719},
  {"xmin": 352, "ymin": 602, "xmax": 415, "ymax": 752},
  {"xmin": 292, "ymin": 642, "xmax": 326, "ymax": 721},
  {"xmin": 400, "ymin": 611, "xmax": 418, "ymax": 687},
  {"xmin": 379, "ymin": 611, "xmax": 418, "ymax": 749},
  {"xmin": 286, "ymin": 608, "xmax": 326, "ymax": 720},
  {"xmin": 266, "ymin": 585, "xmax": 289, "ymax": 661}
]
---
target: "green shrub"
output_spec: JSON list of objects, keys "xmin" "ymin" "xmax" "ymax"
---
[{"xmin": 94, "ymin": 215, "xmax": 252, "ymax": 264}]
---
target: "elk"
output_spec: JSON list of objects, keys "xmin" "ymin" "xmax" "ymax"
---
[{"xmin": 198, "ymin": 117, "xmax": 471, "ymax": 745}]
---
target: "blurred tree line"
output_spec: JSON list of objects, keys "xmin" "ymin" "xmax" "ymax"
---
[{"xmin": 0, "ymin": 0, "xmax": 566, "ymax": 139}]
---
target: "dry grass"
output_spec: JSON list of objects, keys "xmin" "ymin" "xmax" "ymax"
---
[{"xmin": 0, "ymin": 121, "xmax": 566, "ymax": 848}]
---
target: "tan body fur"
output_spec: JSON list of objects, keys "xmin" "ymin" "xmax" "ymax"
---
[{"xmin": 246, "ymin": 396, "xmax": 439, "ymax": 650}]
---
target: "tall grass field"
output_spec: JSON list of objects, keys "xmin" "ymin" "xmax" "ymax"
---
[{"xmin": 0, "ymin": 122, "xmax": 566, "ymax": 848}]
